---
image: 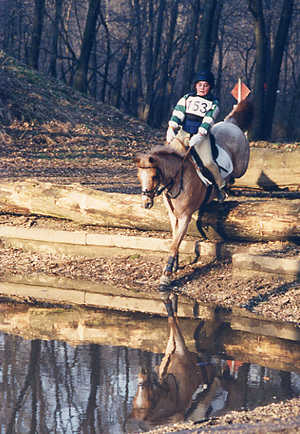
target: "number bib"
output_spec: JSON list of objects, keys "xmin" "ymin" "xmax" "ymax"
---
[{"xmin": 186, "ymin": 96, "xmax": 213, "ymax": 117}]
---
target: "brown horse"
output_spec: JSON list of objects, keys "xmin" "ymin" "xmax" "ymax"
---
[
  {"xmin": 136, "ymin": 99, "xmax": 253, "ymax": 292},
  {"xmin": 129, "ymin": 314, "xmax": 219, "ymax": 430}
]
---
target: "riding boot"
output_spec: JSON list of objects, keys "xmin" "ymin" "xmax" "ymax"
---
[
  {"xmin": 216, "ymin": 186, "xmax": 228, "ymax": 202},
  {"xmin": 205, "ymin": 160, "xmax": 227, "ymax": 202}
]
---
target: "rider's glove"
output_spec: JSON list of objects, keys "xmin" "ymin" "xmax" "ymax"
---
[
  {"xmin": 166, "ymin": 127, "xmax": 176, "ymax": 144},
  {"xmin": 198, "ymin": 126, "xmax": 208, "ymax": 136},
  {"xmin": 189, "ymin": 133, "xmax": 202, "ymax": 147}
]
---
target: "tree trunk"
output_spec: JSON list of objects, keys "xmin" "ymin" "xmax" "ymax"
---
[
  {"xmin": 264, "ymin": 0, "xmax": 294, "ymax": 138},
  {"xmin": 99, "ymin": 7, "xmax": 110, "ymax": 102},
  {"xmin": 149, "ymin": 0, "xmax": 179, "ymax": 127},
  {"xmin": 73, "ymin": 0, "xmax": 101, "ymax": 94},
  {"xmin": 28, "ymin": 0, "xmax": 45, "ymax": 69},
  {"xmin": 287, "ymin": 72, "xmax": 300, "ymax": 139},
  {"xmin": 0, "ymin": 180, "xmax": 298, "ymax": 242},
  {"xmin": 48, "ymin": 0, "xmax": 63, "ymax": 77},
  {"xmin": 112, "ymin": 43, "xmax": 129, "ymax": 108},
  {"xmin": 180, "ymin": 0, "xmax": 202, "ymax": 96},
  {"xmin": 142, "ymin": 0, "xmax": 167, "ymax": 125},
  {"xmin": 248, "ymin": 0, "xmax": 267, "ymax": 140},
  {"xmin": 128, "ymin": 0, "xmax": 144, "ymax": 117},
  {"xmin": 196, "ymin": 0, "xmax": 219, "ymax": 71}
]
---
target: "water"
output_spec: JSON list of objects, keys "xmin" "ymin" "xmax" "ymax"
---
[{"xmin": 0, "ymin": 306, "xmax": 299, "ymax": 433}]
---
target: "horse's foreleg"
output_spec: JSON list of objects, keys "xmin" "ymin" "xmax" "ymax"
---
[
  {"xmin": 159, "ymin": 214, "xmax": 191, "ymax": 291},
  {"xmin": 163, "ymin": 193, "xmax": 177, "ymax": 240},
  {"xmin": 169, "ymin": 214, "xmax": 191, "ymax": 261},
  {"xmin": 163, "ymin": 291, "xmax": 178, "ymax": 317},
  {"xmin": 159, "ymin": 196, "xmax": 178, "ymax": 294}
]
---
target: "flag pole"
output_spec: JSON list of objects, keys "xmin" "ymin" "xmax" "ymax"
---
[{"xmin": 238, "ymin": 78, "xmax": 242, "ymax": 103}]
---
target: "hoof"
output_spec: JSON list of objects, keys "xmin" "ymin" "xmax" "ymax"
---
[
  {"xmin": 158, "ymin": 284, "xmax": 171, "ymax": 301},
  {"xmin": 159, "ymin": 274, "xmax": 172, "ymax": 300}
]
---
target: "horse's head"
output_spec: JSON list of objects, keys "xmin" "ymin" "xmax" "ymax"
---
[
  {"xmin": 136, "ymin": 153, "xmax": 161, "ymax": 209},
  {"xmin": 130, "ymin": 368, "xmax": 161, "ymax": 421},
  {"xmin": 131, "ymin": 367, "xmax": 183, "ymax": 425}
]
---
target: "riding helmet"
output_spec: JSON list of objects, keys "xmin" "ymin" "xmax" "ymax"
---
[{"xmin": 193, "ymin": 70, "xmax": 215, "ymax": 89}]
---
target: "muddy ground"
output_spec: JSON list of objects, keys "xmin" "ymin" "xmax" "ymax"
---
[{"xmin": 0, "ymin": 51, "xmax": 300, "ymax": 432}]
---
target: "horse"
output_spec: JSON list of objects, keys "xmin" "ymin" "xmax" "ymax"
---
[
  {"xmin": 128, "ymin": 312, "xmax": 220, "ymax": 431},
  {"xmin": 136, "ymin": 99, "xmax": 253, "ymax": 293}
]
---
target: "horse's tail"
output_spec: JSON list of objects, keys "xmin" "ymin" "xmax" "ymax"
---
[{"xmin": 224, "ymin": 98, "xmax": 254, "ymax": 132}]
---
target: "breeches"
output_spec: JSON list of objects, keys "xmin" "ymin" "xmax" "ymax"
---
[
  {"xmin": 192, "ymin": 135, "xmax": 225, "ymax": 188},
  {"xmin": 169, "ymin": 129, "xmax": 225, "ymax": 189},
  {"xmin": 194, "ymin": 135, "xmax": 225, "ymax": 188},
  {"xmin": 169, "ymin": 129, "xmax": 215, "ymax": 166}
]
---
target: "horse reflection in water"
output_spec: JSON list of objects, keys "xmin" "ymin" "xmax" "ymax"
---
[
  {"xmin": 128, "ymin": 297, "xmax": 221, "ymax": 431},
  {"xmin": 136, "ymin": 99, "xmax": 253, "ymax": 294}
]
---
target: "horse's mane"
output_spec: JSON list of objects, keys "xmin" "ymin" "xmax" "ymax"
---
[
  {"xmin": 150, "ymin": 145, "xmax": 185, "ymax": 159},
  {"xmin": 224, "ymin": 98, "xmax": 254, "ymax": 131}
]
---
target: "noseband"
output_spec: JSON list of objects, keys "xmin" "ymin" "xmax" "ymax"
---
[{"xmin": 140, "ymin": 165, "xmax": 183, "ymax": 200}]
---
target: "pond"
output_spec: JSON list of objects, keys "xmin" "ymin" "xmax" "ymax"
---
[{"xmin": 0, "ymin": 304, "xmax": 299, "ymax": 433}]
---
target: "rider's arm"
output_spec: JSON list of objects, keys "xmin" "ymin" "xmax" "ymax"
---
[{"xmin": 198, "ymin": 98, "xmax": 220, "ymax": 135}]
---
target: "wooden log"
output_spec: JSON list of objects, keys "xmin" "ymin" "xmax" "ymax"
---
[
  {"xmin": 200, "ymin": 199, "xmax": 300, "ymax": 241},
  {"xmin": 0, "ymin": 179, "xmax": 299, "ymax": 241},
  {"xmin": 235, "ymin": 148, "xmax": 300, "ymax": 190}
]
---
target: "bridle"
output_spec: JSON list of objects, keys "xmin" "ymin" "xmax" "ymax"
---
[{"xmin": 140, "ymin": 164, "xmax": 184, "ymax": 200}]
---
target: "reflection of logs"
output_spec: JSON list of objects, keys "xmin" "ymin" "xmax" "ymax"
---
[
  {"xmin": 0, "ymin": 180, "xmax": 299, "ymax": 242},
  {"xmin": 0, "ymin": 308, "xmax": 299, "ymax": 374},
  {"xmin": 195, "ymin": 321, "xmax": 300, "ymax": 373},
  {"xmin": 216, "ymin": 328, "xmax": 300, "ymax": 374}
]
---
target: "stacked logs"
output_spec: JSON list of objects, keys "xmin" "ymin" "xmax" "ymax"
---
[{"xmin": 0, "ymin": 179, "xmax": 298, "ymax": 242}]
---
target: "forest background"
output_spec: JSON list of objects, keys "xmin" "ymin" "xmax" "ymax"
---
[{"xmin": 0, "ymin": 0, "xmax": 299, "ymax": 141}]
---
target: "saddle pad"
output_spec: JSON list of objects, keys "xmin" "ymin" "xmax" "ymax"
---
[
  {"xmin": 193, "ymin": 144, "xmax": 233, "ymax": 186},
  {"xmin": 216, "ymin": 145, "xmax": 233, "ymax": 178}
]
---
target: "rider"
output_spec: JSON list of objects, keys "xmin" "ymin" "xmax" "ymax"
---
[{"xmin": 166, "ymin": 70, "xmax": 227, "ymax": 202}]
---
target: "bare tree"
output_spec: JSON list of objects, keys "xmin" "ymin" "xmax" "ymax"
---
[
  {"xmin": 73, "ymin": 0, "xmax": 101, "ymax": 93},
  {"xmin": 264, "ymin": 0, "xmax": 294, "ymax": 138},
  {"xmin": 28, "ymin": 0, "xmax": 45, "ymax": 69},
  {"xmin": 196, "ymin": 0, "xmax": 222, "ymax": 72},
  {"xmin": 48, "ymin": 0, "xmax": 63, "ymax": 77},
  {"xmin": 248, "ymin": 0, "xmax": 268, "ymax": 139},
  {"xmin": 150, "ymin": 0, "xmax": 179, "ymax": 127},
  {"xmin": 287, "ymin": 71, "xmax": 300, "ymax": 138},
  {"xmin": 181, "ymin": 0, "xmax": 202, "ymax": 93}
]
